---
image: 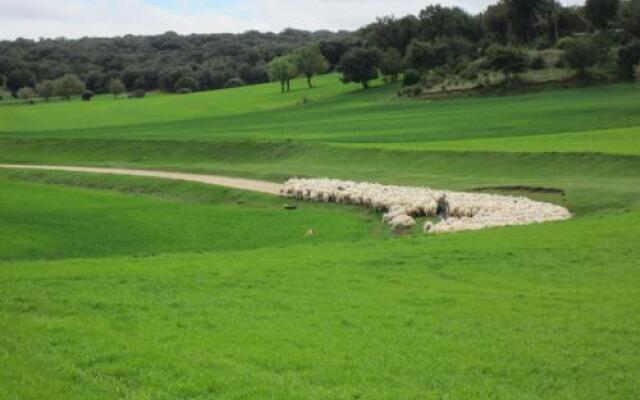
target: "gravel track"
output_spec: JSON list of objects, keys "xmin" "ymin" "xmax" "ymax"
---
[{"xmin": 0, "ymin": 164, "xmax": 282, "ymax": 195}]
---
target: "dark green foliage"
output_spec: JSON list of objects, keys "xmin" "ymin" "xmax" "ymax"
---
[
  {"xmin": 7, "ymin": 69, "xmax": 36, "ymax": 97},
  {"xmin": 292, "ymin": 46, "xmax": 329, "ymax": 88},
  {"xmin": 130, "ymin": 89, "xmax": 147, "ymax": 98},
  {"xmin": 485, "ymin": 44, "xmax": 529, "ymax": 83},
  {"xmin": 268, "ymin": 56, "xmax": 297, "ymax": 92},
  {"xmin": 35, "ymin": 80, "xmax": 55, "ymax": 101},
  {"xmin": 585, "ymin": 0, "xmax": 620, "ymax": 29},
  {"xmin": 418, "ymin": 5, "xmax": 479, "ymax": 41},
  {"xmin": 403, "ymin": 69, "xmax": 421, "ymax": 86},
  {"xmin": 54, "ymin": 74, "xmax": 85, "ymax": 99},
  {"xmin": 174, "ymin": 76, "xmax": 198, "ymax": 92},
  {"xmin": 617, "ymin": 39, "xmax": 640, "ymax": 79},
  {"xmin": 81, "ymin": 90, "xmax": 94, "ymax": 101},
  {"xmin": 379, "ymin": 48, "xmax": 404, "ymax": 82},
  {"xmin": 561, "ymin": 37, "xmax": 601, "ymax": 76},
  {"xmin": 109, "ymin": 79, "xmax": 126, "ymax": 98},
  {"xmin": 620, "ymin": 0, "xmax": 640, "ymax": 39},
  {"xmin": 505, "ymin": 0, "xmax": 547, "ymax": 43},
  {"xmin": 530, "ymin": 55, "xmax": 547, "ymax": 69},
  {"xmin": 224, "ymin": 77, "xmax": 246, "ymax": 88},
  {"xmin": 360, "ymin": 15, "xmax": 419, "ymax": 55},
  {"xmin": 338, "ymin": 48, "xmax": 380, "ymax": 89},
  {"xmin": 0, "ymin": 30, "xmax": 348, "ymax": 94},
  {"xmin": 405, "ymin": 38, "xmax": 474, "ymax": 72}
]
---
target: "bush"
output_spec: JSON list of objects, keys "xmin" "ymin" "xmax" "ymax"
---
[
  {"xmin": 459, "ymin": 62, "xmax": 480, "ymax": 80},
  {"xmin": 224, "ymin": 78, "xmax": 246, "ymax": 88},
  {"xmin": 17, "ymin": 87, "xmax": 36, "ymax": 101},
  {"xmin": 82, "ymin": 90, "xmax": 94, "ymax": 101},
  {"xmin": 485, "ymin": 45, "xmax": 528, "ymax": 84},
  {"xmin": 530, "ymin": 55, "xmax": 546, "ymax": 70},
  {"xmin": 177, "ymin": 88, "xmax": 192, "ymax": 94},
  {"xmin": 562, "ymin": 37, "xmax": 601, "ymax": 76},
  {"xmin": 617, "ymin": 40, "xmax": 640, "ymax": 80},
  {"xmin": 403, "ymin": 69, "xmax": 421, "ymax": 86},
  {"xmin": 130, "ymin": 89, "xmax": 146, "ymax": 98}
]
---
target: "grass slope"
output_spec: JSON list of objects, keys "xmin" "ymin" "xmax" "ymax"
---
[
  {"xmin": 2, "ymin": 207, "xmax": 639, "ymax": 399},
  {"xmin": 0, "ymin": 170, "xmax": 379, "ymax": 261},
  {"xmin": 1, "ymin": 74, "xmax": 639, "ymax": 399}
]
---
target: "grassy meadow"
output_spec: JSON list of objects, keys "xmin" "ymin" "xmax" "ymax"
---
[{"xmin": 1, "ymin": 74, "xmax": 639, "ymax": 399}]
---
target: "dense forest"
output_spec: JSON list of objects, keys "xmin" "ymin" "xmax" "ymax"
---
[
  {"xmin": 1, "ymin": 0, "xmax": 640, "ymax": 99},
  {"xmin": 0, "ymin": 29, "xmax": 351, "ymax": 96}
]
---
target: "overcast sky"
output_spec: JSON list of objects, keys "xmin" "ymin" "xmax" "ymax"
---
[{"xmin": 1, "ymin": 0, "xmax": 582, "ymax": 40}]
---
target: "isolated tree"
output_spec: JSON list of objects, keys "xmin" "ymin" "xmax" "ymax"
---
[
  {"xmin": 36, "ymin": 80, "xmax": 55, "ymax": 101},
  {"xmin": 293, "ymin": 46, "xmax": 329, "ymax": 88},
  {"xmin": 585, "ymin": 0, "xmax": 620, "ymax": 30},
  {"xmin": 485, "ymin": 45, "xmax": 528, "ymax": 83},
  {"xmin": 6, "ymin": 69, "xmax": 35, "ymax": 97},
  {"xmin": 17, "ymin": 87, "xmax": 36, "ymax": 101},
  {"xmin": 268, "ymin": 56, "xmax": 297, "ymax": 92},
  {"xmin": 379, "ymin": 48, "xmax": 403, "ymax": 82},
  {"xmin": 55, "ymin": 74, "xmax": 85, "ymax": 100},
  {"xmin": 338, "ymin": 48, "xmax": 380, "ymax": 89},
  {"xmin": 109, "ymin": 79, "xmax": 126, "ymax": 98},
  {"xmin": 562, "ymin": 37, "xmax": 600, "ymax": 77}
]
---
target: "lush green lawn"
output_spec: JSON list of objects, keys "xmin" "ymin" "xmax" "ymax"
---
[
  {"xmin": 2, "ymin": 200, "xmax": 639, "ymax": 399},
  {"xmin": 0, "ymin": 170, "xmax": 380, "ymax": 261},
  {"xmin": 1, "ymin": 74, "xmax": 639, "ymax": 399},
  {"xmin": 340, "ymin": 126, "xmax": 640, "ymax": 155},
  {"xmin": 1, "ymin": 75, "xmax": 640, "ymax": 147}
]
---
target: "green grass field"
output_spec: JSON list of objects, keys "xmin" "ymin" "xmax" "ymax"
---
[{"xmin": 1, "ymin": 75, "xmax": 639, "ymax": 399}]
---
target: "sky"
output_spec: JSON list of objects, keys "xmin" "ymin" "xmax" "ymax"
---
[{"xmin": 0, "ymin": 0, "xmax": 581, "ymax": 40}]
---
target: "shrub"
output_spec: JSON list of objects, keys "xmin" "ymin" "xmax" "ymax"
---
[
  {"xmin": 403, "ymin": 69, "xmax": 421, "ymax": 86},
  {"xmin": 177, "ymin": 88, "xmax": 192, "ymax": 94},
  {"xmin": 54, "ymin": 74, "xmax": 85, "ymax": 100},
  {"xmin": 530, "ymin": 55, "xmax": 546, "ymax": 70},
  {"xmin": 459, "ymin": 63, "xmax": 480, "ymax": 80},
  {"xmin": 617, "ymin": 40, "xmax": 640, "ymax": 80},
  {"xmin": 17, "ymin": 87, "xmax": 36, "ymax": 101},
  {"xmin": 36, "ymin": 80, "xmax": 55, "ymax": 101},
  {"xmin": 562, "ymin": 37, "xmax": 601, "ymax": 76},
  {"xmin": 109, "ymin": 79, "xmax": 126, "ymax": 98},
  {"xmin": 131, "ymin": 89, "xmax": 146, "ymax": 98},
  {"xmin": 224, "ymin": 78, "xmax": 245, "ymax": 88},
  {"xmin": 485, "ymin": 45, "xmax": 528, "ymax": 84},
  {"xmin": 81, "ymin": 90, "xmax": 94, "ymax": 101}
]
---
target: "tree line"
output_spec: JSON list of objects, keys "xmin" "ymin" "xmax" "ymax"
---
[
  {"xmin": 0, "ymin": 29, "xmax": 350, "ymax": 99},
  {"xmin": 2, "ymin": 0, "xmax": 640, "ymax": 100},
  {"xmin": 268, "ymin": 0, "xmax": 640, "ymax": 91}
]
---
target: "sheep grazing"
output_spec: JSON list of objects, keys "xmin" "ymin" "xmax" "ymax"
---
[{"xmin": 281, "ymin": 178, "xmax": 572, "ymax": 234}]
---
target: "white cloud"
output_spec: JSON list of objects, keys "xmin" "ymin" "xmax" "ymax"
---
[{"xmin": 0, "ymin": 0, "xmax": 582, "ymax": 40}]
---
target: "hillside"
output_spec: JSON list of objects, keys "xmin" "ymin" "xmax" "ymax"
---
[{"xmin": 1, "ymin": 76, "xmax": 639, "ymax": 399}]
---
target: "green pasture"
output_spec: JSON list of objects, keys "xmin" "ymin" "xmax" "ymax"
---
[{"xmin": 1, "ymin": 74, "xmax": 639, "ymax": 399}]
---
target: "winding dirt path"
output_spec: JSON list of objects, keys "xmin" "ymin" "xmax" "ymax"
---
[{"xmin": 0, "ymin": 164, "xmax": 282, "ymax": 195}]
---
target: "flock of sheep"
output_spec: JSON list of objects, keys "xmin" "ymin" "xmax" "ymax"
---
[{"xmin": 281, "ymin": 178, "xmax": 571, "ymax": 233}]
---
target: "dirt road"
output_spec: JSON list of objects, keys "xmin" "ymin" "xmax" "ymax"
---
[{"xmin": 0, "ymin": 164, "xmax": 283, "ymax": 195}]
